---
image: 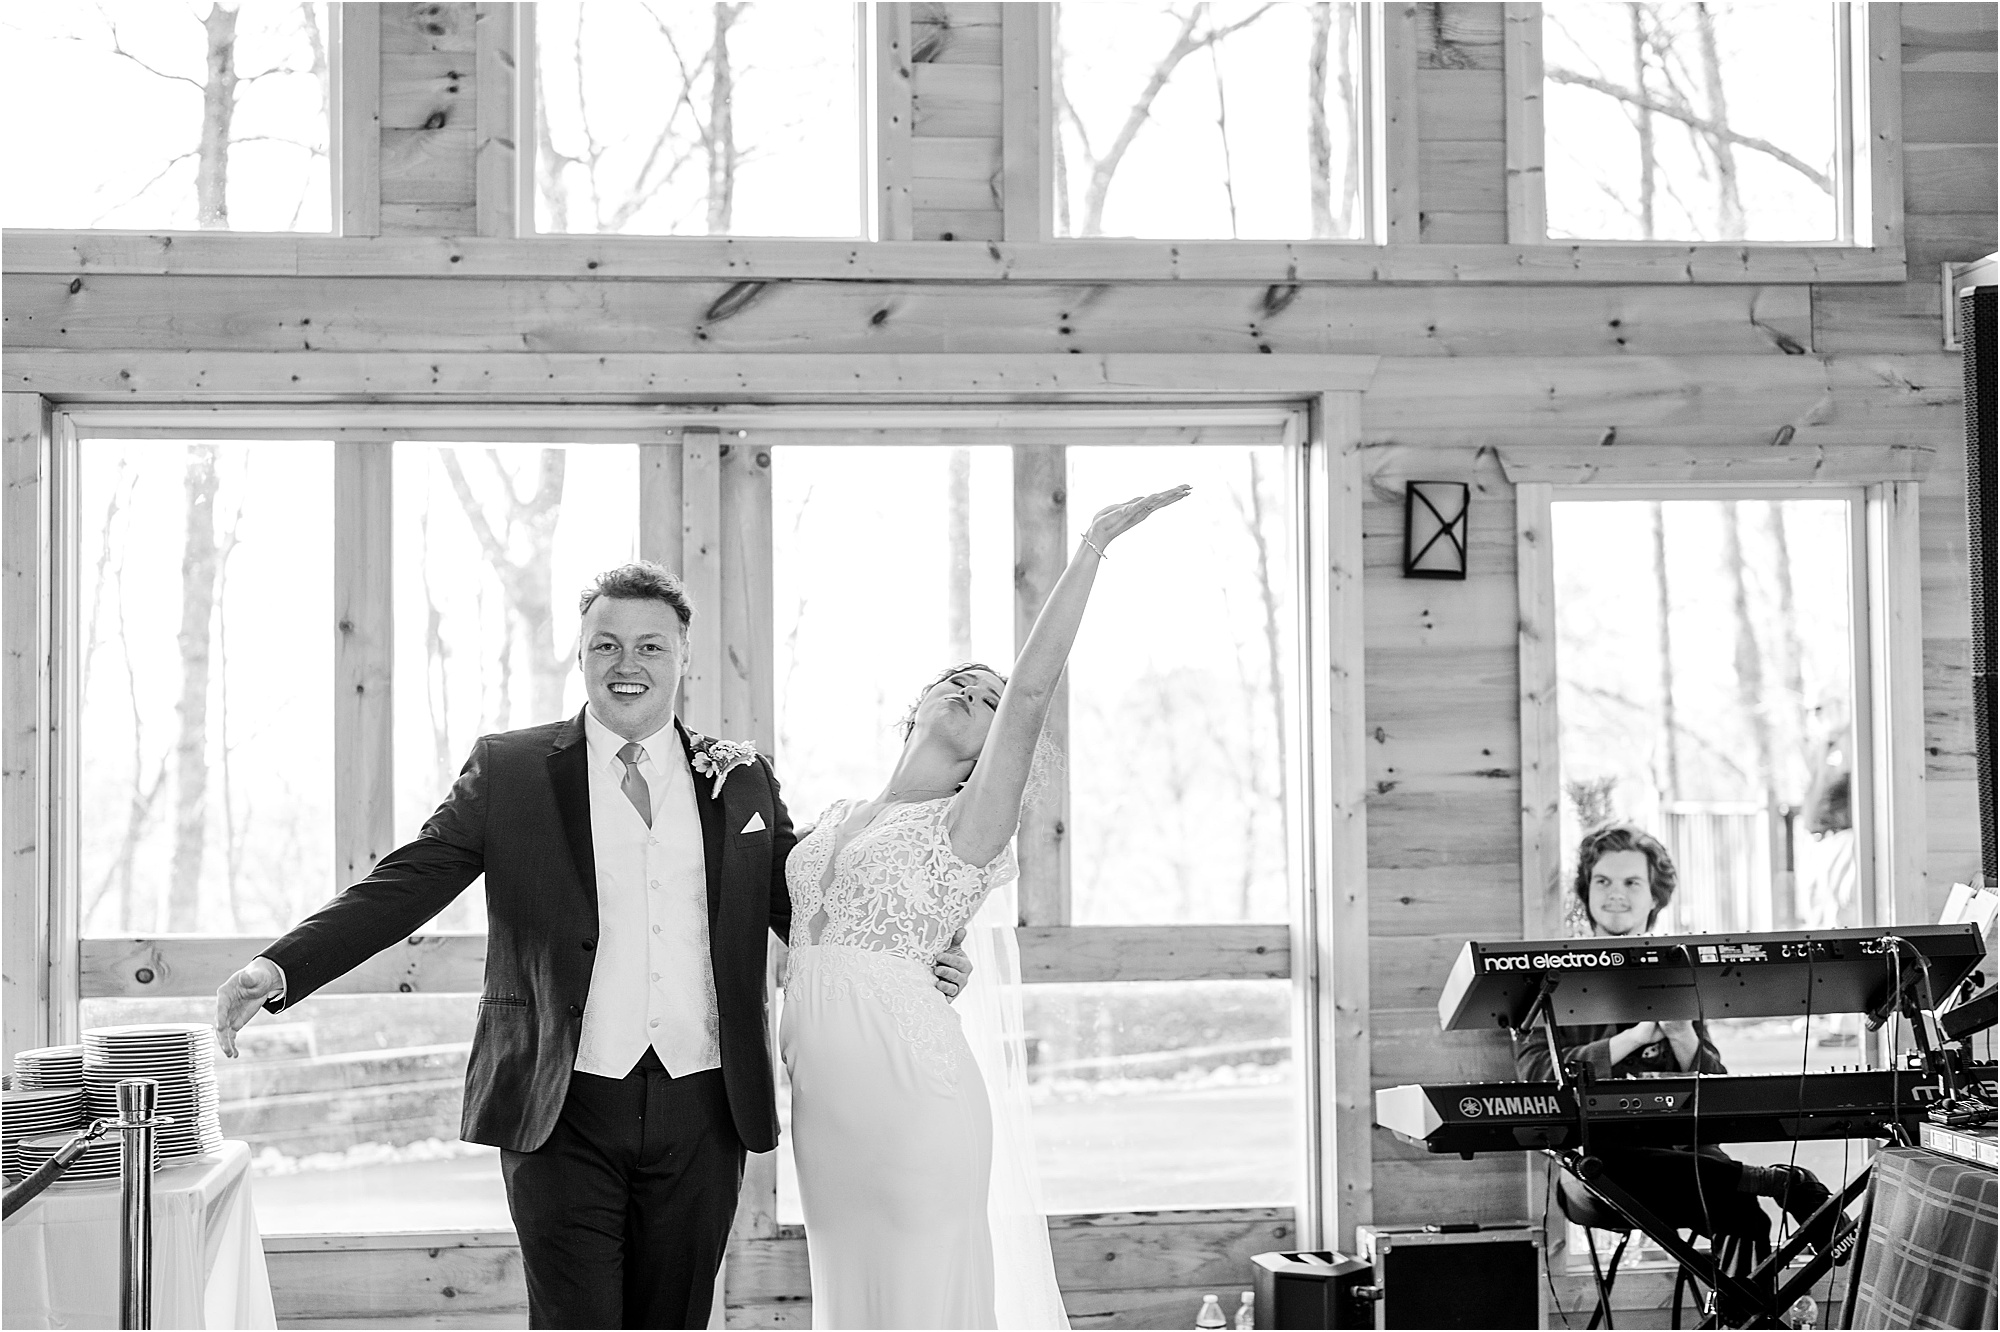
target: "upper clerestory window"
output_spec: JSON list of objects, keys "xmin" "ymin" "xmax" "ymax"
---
[
  {"xmin": 1, "ymin": 3, "xmax": 333, "ymax": 232},
  {"xmin": 1538, "ymin": 1, "xmax": 1871, "ymax": 244},
  {"xmin": 1053, "ymin": 1, "xmax": 1375, "ymax": 240}
]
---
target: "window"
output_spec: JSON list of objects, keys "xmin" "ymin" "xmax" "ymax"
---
[
  {"xmin": 765, "ymin": 426, "xmax": 1304, "ymax": 1221},
  {"xmin": 1550, "ymin": 497, "xmax": 1862, "ymax": 936},
  {"xmin": 1541, "ymin": 2, "xmax": 1843, "ymax": 242},
  {"xmin": 1065, "ymin": 444, "xmax": 1295, "ymax": 924},
  {"xmin": 1, "ymin": 4, "xmax": 331, "ymax": 232},
  {"xmin": 1054, "ymin": 2, "xmax": 1371, "ymax": 239},
  {"xmin": 531, "ymin": 2, "xmax": 863, "ymax": 236},
  {"xmin": 1545, "ymin": 492, "xmax": 1874, "ymax": 1268},
  {"xmin": 61, "ymin": 410, "xmax": 1313, "ymax": 1240},
  {"xmin": 79, "ymin": 440, "xmax": 336, "ymax": 937}
]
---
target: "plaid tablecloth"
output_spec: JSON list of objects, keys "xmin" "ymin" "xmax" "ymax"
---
[{"xmin": 1847, "ymin": 1146, "xmax": 1997, "ymax": 1330}]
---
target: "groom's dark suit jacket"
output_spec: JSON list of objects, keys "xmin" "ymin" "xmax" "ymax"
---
[{"xmin": 260, "ymin": 710, "xmax": 796, "ymax": 1154}]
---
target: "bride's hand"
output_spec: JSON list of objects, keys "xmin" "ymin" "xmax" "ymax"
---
[
  {"xmin": 1085, "ymin": 485, "xmax": 1191, "ymax": 554},
  {"xmin": 932, "ymin": 927, "xmax": 973, "ymax": 1002}
]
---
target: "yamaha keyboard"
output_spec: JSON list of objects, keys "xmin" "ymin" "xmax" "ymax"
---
[{"xmin": 1375, "ymin": 1066, "xmax": 1997, "ymax": 1156}]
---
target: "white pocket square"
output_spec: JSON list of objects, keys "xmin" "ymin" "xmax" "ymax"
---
[{"xmin": 740, "ymin": 812, "xmax": 767, "ymax": 834}]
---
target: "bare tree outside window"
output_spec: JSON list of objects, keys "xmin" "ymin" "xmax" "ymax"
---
[
  {"xmin": 1542, "ymin": 2, "xmax": 1839, "ymax": 241},
  {"xmin": 1055, "ymin": 2, "xmax": 1367, "ymax": 239},
  {"xmin": 1, "ymin": 3, "xmax": 329, "ymax": 231},
  {"xmin": 79, "ymin": 442, "xmax": 336, "ymax": 938},
  {"xmin": 533, "ymin": 1, "xmax": 860, "ymax": 236}
]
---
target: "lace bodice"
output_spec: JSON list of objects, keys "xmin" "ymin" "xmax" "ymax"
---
[{"xmin": 786, "ymin": 797, "xmax": 1017, "ymax": 963}]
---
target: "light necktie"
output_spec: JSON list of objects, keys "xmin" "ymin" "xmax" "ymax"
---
[{"xmin": 616, "ymin": 741, "xmax": 653, "ymax": 828}]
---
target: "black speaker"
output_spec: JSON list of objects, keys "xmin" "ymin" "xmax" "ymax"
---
[{"xmin": 1963, "ymin": 283, "xmax": 1997, "ymax": 884}]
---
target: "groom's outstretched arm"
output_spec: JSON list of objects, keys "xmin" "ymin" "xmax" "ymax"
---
[{"xmin": 216, "ymin": 737, "xmax": 490, "ymax": 1052}]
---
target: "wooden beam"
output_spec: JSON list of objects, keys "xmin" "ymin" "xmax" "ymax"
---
[
  {"xmin": 1501, "ymin": 3, "xmax": 1546, "ymax": 243},
  {"xmin": 2, "ymin": 394, "xmax": 52, "ymax": 1060},
  {"xmin": 1379, "ymin": 2, "xmax": 1421, "ymax": 243},
  {"xmin": 263, "ymin": 1206, "xmax": 1298, "ymax": 1324},
  {"xmin": 81, "ymin": 925, "xmax": 1287, "ymax": 999},
  {"xmin": 1862, "ymin": 2, "xmax": 1906, "ymax": 254},
  {"xmin": 638, "ymin": 441, "xmax": 684, "ymax": 572},
  {"xmin": 334, "ymin": 443, "xmax": 395, "ymax": 888},
  {"xmin": 83, "ymin": 933, "xmax": 487, "ymax": 1000},
  {"xmin": 719, "ymin": 439, "xmax": 775, "ymax": 755},
  {"xmin": 1493, "ymin": 442, "xmax": 1939, "ymax": 485},
  {"xmin": 1012, "ymin": 444, "xmax": 1069, "ymax": 927},
  {"xmin": 1869, "ymin": 480, "xmax": 1930, "ymax": 923},
  {"xmin": 1309, "ymin": 391, "xmax": 1371, "ymax": 1251},
  {"xmin": 0, "ymin": 230, "xmax": 1910, "ymax": 283},
  {"xmin": 3, "ymin": 351, "xmax": 1381, "ymax": 401},
  {"xmin": 2, "ymin": 273, "xmax": 1821, "ymax": 359},
  {"xmin": 874, "ymin": 3, "xmax": 915, "ymax": 241},
  {"xmin": 473, "ymin": 3, "xmax": 519, "ymax": 238},
  {"xmin": 1001, "ymin": 3, "xmax": 1052, "ymax": 243},
  {"xmin": 1513, "ymin": 481, "xmax": 1562, "ymax": 943},
  {"xmin": 680, "ymin": 430, "xmax": 724, "ymax": 736},
  {"xmin": 336, "ymin": 4, "xmax": 383, "ymax": 237},
  {"xmin": 1015, "ymin": 924, "xmax": 1290, "ymax": 983}
]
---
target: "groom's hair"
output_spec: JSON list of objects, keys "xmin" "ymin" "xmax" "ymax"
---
[
  {"xmin": 898, "ymin": 662, "xmax": 1007, "ymax": 740},
  {"xmin": 578, "ymin": 562, "xmax": 694, "ymax": 629}
]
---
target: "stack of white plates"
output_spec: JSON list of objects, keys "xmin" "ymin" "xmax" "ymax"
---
[
  {"xmin": 15, "ymin": 1128, "xmax": 152, "ymax": 1183},
  {"xmin": 3, "ymin": 1087, "xmax": 86, "ymax": 1176},
  {"xmin": 13, "ymin": 1045, "xmax": 85, "ymax": 1090},
  {"xmin": 82, "ymin": 1024, "xmax": 224, "ymax": 1163}
]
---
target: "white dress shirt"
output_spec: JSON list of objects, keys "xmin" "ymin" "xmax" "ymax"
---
[{"xmin": 573, "ymin": 708, "xmax": 722, "ymax": 1078}]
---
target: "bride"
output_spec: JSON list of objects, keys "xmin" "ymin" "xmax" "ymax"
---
[{"xmin": 780, "ymin": 485, "xmax": 1189, "ymax": 1330}]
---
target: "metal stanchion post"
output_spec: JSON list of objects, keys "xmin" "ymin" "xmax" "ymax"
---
[{"xmin": 115, "ymin": 1078, "xmax": 159, "ymax": 1331}]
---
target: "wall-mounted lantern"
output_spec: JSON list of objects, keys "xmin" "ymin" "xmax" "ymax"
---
[{"xmin": 1403, "ymin": 481, "xmax": 1470, "ymax": 580}]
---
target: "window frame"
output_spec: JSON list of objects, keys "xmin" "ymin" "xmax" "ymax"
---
[
  {"xmin": 14, "ymin": 396, "xmax": 1366, "ymax": 1252},
  {"xmin": 1504, "ymin": 1, "xmax": 1904, "ymax": 256}
]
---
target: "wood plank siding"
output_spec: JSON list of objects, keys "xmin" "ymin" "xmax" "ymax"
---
[{"xmin": 2, "ymin": 4, "xmax": 1992, "ymax": 1327}]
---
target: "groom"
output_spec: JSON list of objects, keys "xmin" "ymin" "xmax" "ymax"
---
[{"xmin": 215, "ymin": 562, "xmax": 969, "ymax": 1328}]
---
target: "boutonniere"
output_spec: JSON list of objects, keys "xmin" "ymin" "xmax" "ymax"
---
[{"xmin": 689, "ymin": 736, "xmax": 758, "ymax": 800}]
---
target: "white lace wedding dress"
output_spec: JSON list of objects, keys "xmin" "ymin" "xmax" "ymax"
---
[{"xmin": 780, "ymin": 796, "xmax": 1066, "ymax": 1330}]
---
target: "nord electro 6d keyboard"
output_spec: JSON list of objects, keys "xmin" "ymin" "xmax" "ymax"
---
[
  {"xmin": 1374, "ymin": 1066, "xmax": 1995, "ymax": 1157},
  {"xmin": 1436, "ymin": 923, "xmax": 1986, "ymax": 1031}
]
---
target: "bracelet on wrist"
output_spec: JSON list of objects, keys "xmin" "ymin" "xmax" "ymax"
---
[{"xmin": 1081, "ymin": 534, "xmax": 1109, "ymax": 561}]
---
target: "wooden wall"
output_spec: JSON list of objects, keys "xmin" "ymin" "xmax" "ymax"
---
[
  {"xmin": 1, "ymin": 3, "xmax": 1992, "ymax": 1328},
  {"xmin": 1415, "ymin": 2, "xmax": 1507, "ymax": 242},
  {"xmin": 911, "ymin": 2, "xmax": 1005, "ymax": 241},
  {"xmin": 378, "ymin": 4, "xmax": 480, "ymax": 235}
]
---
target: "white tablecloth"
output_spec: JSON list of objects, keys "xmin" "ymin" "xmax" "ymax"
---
[{"xmin": 3, "ymin": 1139, "xmax": 275, "ymax": 1329}]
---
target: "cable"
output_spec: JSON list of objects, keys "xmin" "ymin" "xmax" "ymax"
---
[
  {"xmin": 1677, "ymin": 944, "xmax": 1715, "ymax": 1239},
  {"xmin": 1780, "ymin": 943, "xmax": 1815, "ymax": 1252}
]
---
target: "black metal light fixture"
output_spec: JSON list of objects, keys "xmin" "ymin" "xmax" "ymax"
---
[{"xmin": 1403, "ymin": 481, "xmax": 1470, "ymax": 579}]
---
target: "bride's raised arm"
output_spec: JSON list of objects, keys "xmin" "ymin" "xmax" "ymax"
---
[{"xmin": 946, "ymin": 484, "xmax": 1190, "ymax": 866}]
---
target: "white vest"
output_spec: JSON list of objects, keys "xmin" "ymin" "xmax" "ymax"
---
[{"xmin": 573, "ymin": 709, "xmax": 721, "ymax": 1078}]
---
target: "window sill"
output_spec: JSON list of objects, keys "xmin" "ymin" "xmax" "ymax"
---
[{"xmin": 2, "ymin": 229, "xmax": 1908, "ymax": 284}]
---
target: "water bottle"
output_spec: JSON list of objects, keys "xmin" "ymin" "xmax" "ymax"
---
[
  {"xmin": 1235, "ymin": 1290, "xmax": 1256, "ymax": 1329},
  {"xmin": 1195, "ymin": 1294, "xmax": 1226, "ymax": 1330}
]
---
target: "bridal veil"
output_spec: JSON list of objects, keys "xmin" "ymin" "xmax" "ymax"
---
[{"xmin": 961, "ymin": 874, "xmax": 1071, "ymax": 1330}]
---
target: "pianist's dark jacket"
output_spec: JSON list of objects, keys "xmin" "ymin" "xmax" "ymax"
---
[{"xmin": 1514, "ymin": 1020, "xmax": 1726, "ymax": 1082}]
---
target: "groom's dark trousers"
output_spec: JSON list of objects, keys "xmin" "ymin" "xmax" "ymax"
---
[{"xmin": 258, "ymin": 712, "xmax": 795, "ymax": 1329}]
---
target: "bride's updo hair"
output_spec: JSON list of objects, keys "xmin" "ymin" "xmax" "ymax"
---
[
  {"xmin": 898, "ymin": 662, "xmax": 1007, "ymax": 740},
  {"xmin": 897, "ymin": 661, "xmax": 1063, "ymax": 806}
]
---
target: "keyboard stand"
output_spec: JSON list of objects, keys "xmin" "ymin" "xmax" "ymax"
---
[{"xmin": 1554, "ymin": 1150, "xmax": 1866, "ymax": 1329}]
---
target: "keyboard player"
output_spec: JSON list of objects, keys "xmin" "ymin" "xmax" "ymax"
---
[{"xmin": 1514, "ymin": 825, "xmax": 1839, "ymax": 1254}]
